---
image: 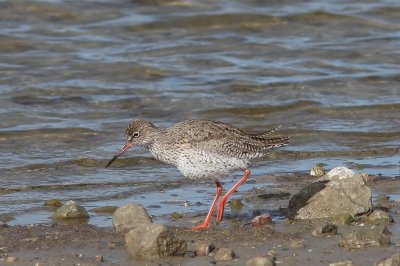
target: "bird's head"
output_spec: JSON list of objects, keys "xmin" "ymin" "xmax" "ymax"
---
[{"xmin": 106, "ymin": 120, "xmax": 156, "ymax": 168}]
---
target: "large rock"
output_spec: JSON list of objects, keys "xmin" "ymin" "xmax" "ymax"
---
[
  {"xmin": 359, "ymin": 210, "xmax": 394, "ymax": 224},
  {"xmin": 112, "ymin": 203, "xmax": 153, "ymax": 234},
  {"xmin": 287, "ymin": 167, "xmax": 372, "ymax": 219},
  {"xmin": 339, "ymin": 225, "xmax": 390, "ymax": 249},
  {"xmin": 125, "ymin": 223, "xmax": 186, "ymax": 258},
  {"xmin": 51, "ymin": 200, "xmax": 89, "ymax": 219},
  {"xmin": 375, "ymin": 253, "xmax": 400, "ymax": 266}
]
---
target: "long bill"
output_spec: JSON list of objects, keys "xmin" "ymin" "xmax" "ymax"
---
[{"xmin": 105, "ymin": 142, "xmax": 133, "ymax": 168}]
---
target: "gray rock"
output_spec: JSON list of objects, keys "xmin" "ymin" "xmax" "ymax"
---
[
  {"xmin": 339, "ymin": 225, "xmax": 390, "ymax": 249},
  {"xmin": 325, "ymin": 167, "xmax": 356, "ymax": 180},
  {"xmin": 361, "ymin": 210, "xmax": 394, "ymax": 224},
  {"xmin": 112, "ymin": 203, "xmax": 153, "ymax": 234},
  {"xmin": 215, "ymin": 248, "xmax": 235, "ymax": 261},
  {"xmin": 246, "ymin": 256, "xmax": 274, "ymax": 266},
  {"xmin": 375, "ymin": 253, "xmax": 400, "ymax": 266},
  {"xmin": 51, "ymin": 200, "xmax": 89, "ymax": 219},
  {"xmin": 125, "ymin": 223, "xmax": 186, "ymax": 259},
  {"xmin": 329, "ymin": 260, "xmax": 352, "ymax": 266},
  {"xmin": 288, "ymin": 167, "xmax": 372, "ymax": 219},
  {"xmin": 194, "ymin": 242, "xmax": 215, "ymax": 256}
]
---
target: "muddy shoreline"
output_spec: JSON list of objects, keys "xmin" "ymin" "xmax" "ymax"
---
[{"xmin": 1, "ymin": 173, "xmax": 400, "ymax": 265}]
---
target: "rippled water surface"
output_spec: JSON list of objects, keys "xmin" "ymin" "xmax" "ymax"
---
[{"xmin": 0, "ymin": 0, "xmax": 399, "ymax": 226}]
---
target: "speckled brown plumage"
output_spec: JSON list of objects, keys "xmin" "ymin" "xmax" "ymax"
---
[{"xmin": 119, "ymin": 119, "xmax": 289, "ymax": 178}]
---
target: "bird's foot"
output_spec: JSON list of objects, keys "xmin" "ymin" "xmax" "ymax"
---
[{"xmin": 191, "ymin": 222, "xmax": 209, "ymax": 230}]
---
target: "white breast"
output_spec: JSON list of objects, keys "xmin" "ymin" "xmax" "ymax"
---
[{"xmin": 175, "ymin": 148, "xmax": 249, "ymax": 179}]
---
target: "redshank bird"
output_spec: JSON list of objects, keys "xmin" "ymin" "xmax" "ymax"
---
[{"xmin": 106, "ymin": 119, "xmax": 289, "ymax": 230}]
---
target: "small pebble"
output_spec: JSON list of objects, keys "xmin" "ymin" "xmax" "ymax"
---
[
  {"xmin": 251, "ymin": 213, "xmax": 272, "ymax": 226},
  {"xmin": 195, "ymin": 243, "xmax": 215, "ymax": 256},
  {"xmin": 329, "ymin": 260, "xmax": 352, "ymax": 266},
  {"xmin": 310, "ymin": 164, "xmax": 325, "ymax": 177},
  {"xmin": 322, "ymin": 224, "xmax": 338, "ymax": 235},
  {"xmin": 290, "ymin": 240, "xmax": 305, "ymax": 249},
  {"xmin": 44, "ymin": 199, "xmax": 62, "ymax": 207},
  {"xmin": 214, "ymin": 248, "xmax": 235, "ymax": 261},
  {"xmin": 5, "ymin": 256, "xmax": 18, "ymax": 262},
  {"xmin": 95, "ymin": 255, "xmax": 104, "ymax": 262},
  {"xmin": 171, "ymin": 212, "xmax": 183, "ymax": 220},
  {"xmin": 230, "ymin": 198, "xmax": 244, "ymax": 211},
  {"xmin": 245, "ymin": 256, "xmax": 274, "ymax": 266}
]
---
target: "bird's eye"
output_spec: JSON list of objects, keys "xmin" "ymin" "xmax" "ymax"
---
[{"xmin": 132, "ymin": 132, "xmax": 140, "ymax": 138}]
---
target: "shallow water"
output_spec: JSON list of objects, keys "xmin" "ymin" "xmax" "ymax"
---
[{"xmin": 0, "ymin": 0, "xmax": 399, "ymax": 226}]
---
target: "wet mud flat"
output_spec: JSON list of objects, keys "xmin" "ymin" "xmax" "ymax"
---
[{"xmin": 1, "ymin": 173, "xmax": 400, "ymax": 265}]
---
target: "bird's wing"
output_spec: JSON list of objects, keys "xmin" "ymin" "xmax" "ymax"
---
[{"xmin": 163, "ymin": 120, "xmax": 289, "ymax": 158}]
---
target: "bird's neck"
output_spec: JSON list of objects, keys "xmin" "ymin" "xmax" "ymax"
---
[{"xmin": 142, "ymin": 126, "xmax": 165, "ymax": 149}]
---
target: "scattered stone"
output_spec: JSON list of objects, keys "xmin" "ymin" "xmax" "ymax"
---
[
  {"xmin": 0, "ymin": 246, "xmax": 9, "ymax": 253},
  {"xmin": 312, "ymin": 223, "xmax": 337, "ymax": 236},
  {"xmin": 194, "ymin": 242, "xmax": 215, "ymax": 256},
  {"xmin": 310, "ymin": 164, "xmax": 325, "ymax": 177},
  {"xmin": 171, "ymin": 212, "xmax": 183, "ymax": 220},
  {"xmin": 376, "ymin": 194, "xmax": 390, "ymax": 204},
  {"xmin": 5, "ymin": 256, "xmax": 18, "ymax": 262},
  {"xmin": 230, "ymin": 198, "xmax": 244, "ymax": 211},
  {"xmin": 251, "ymin": 213, "xmax": 272, "ymax": 226},
  {"xmin": 112, "ymin": 203, "xmax": 153, "ymax": 234},
  {"xmin": 51, "ymin": 200, "xmax": 89, "ymax": 219},
  {"xmin": 214, "ymin": 248, "xmax": 235, "ymax": 261},
  {"xmin": 95, "ymin": 255, "xmax": 104, "ymax": 262},
  {"xmin": 125, "ymin": 223, "xmax": 186, "ymax": 258},
  {"xmin": 288, "ymin": 167, "xmax": 372, "ymax": 220},
  {"xmin": 361, "ymin": 210, "xmax": 394, "ymax": 224},
  {"xmin": 375, "ymin": 253, "xmax": 400, "ymax": 266},
  {"xmin": 339, "ymin": 225, "xmax": 390, "ymax": 249},
  {"xmin": 329, "ymin": 260, "xmax": 352, "ymax": 266},
  {"xmin": 266, "ymin": 250, "xmax": 276, "ymax": 257},
  {"xmin": 246, "ymin": 256, "xmax": 274, "ymax": 266},
  {"xmin": 0, "ymin": 222, "xmax": 8, "ymax": 228},
  {"xmin": 322, "ymin": 224, "xmax": 338, "ymax": 235},
  {"xmin": 44, "ymin": 199, "xmax": 62, "ymax": 207},
  {"xmin": 74, "ymin": 253, "xmax": 84, "ymax": 258},
  {"xmin": 290, "ymin": 239, "xmax": 305, "ymax": 248},
  {"xmin": 92, "ymin": 206, "xmax": 118, "ymax": 214}
]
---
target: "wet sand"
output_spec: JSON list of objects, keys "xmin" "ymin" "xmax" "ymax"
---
[{"xmin": 2, "ymin": 173, "xmax": 400, "ymax": 265}]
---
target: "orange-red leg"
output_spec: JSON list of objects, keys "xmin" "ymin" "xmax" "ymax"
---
[
  {"xmin": 191, "ymin": 180, "xmax": 223, "ymax": 230},
  {"xmin": 216, "ymin": 169, "xmax": 251, "ymax": 223}
]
